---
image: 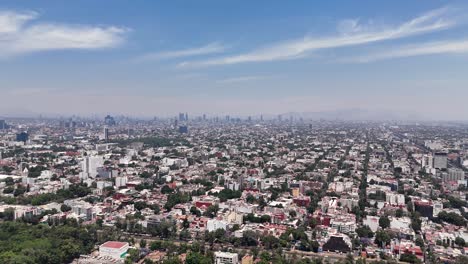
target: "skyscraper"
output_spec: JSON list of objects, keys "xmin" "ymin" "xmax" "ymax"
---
[
  {"xmin": 179, "ymin": 113, "xmax": 185, "ymax": 121},
  {"xmin": 104, "ymin": 115, "xmax": 116, "ymax": 126},
  {"xmin": 16, "ymin": 131, "xmax": 29, "ymax": 142},
  {"xmin": 179, "ymin": 125, "xmax": 188, "ymax": 133},
  {"xmin": 103, "ymin": 127, "xmax": 109, "ymax": 142}
]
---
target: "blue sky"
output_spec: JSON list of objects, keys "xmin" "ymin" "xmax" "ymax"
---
[{"xmin": 1, "ymin": 0, "xmax": 468, "ymax": 119}]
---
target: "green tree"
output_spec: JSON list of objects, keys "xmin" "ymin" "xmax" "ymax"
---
[
  {"xmin": 455, "ymin": 237, "xmax": 466, "ymax": 247},
  {"xmin": 375, "ymin": 230, "xmax": 392, "ymax": 247},
  {"xmin": 379, "ymin": 216, "xmax": 390, "ymax": 229},
  {"xmin": 140, "ymin": 239, "xmax": 147, "ymax": 248},
  {"xmin": 61, "ymin": 204, "xmax": 72, "ymax": 212},
  {"xmin": 186, "ymin": 252, "xmax": 211, "ymax": 264},
  {"xmin": 356, "ymin": 225, "xmax": 374, "ymax": 238}
]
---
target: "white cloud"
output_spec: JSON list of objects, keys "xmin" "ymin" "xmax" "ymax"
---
[
  {"xmin": 0, "ymin": 10, "xmax": 128, "ymax": 57},
  {"xmin": 135, "ymin": 42, "xmax": 225, "ymax": 62},
  {"xmin": 179, "ymin": 7, "xmax": 456, "ymax": 67},
  {"xmin": 342, "ymin": 39, "xmax": 468, "ymax": 63},
  {"xmin": 0, "ymin": 10, "xmax": 37, "ymax": 33}
]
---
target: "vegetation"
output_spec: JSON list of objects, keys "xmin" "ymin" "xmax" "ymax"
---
[
  {"xmin": 0, "ymin": 184, "xmax": 92, "ymax": 206},
  {"xmin": 437, "ymin": 211, "xmax": 467, "ymax": 226},
  {"xmin": 0, "ymin": 221, "xmax": 96, "ymax": 264}
]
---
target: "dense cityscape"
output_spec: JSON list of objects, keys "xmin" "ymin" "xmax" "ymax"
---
[
  {"xmin": 2, "ymin": 1, "xmax": 468, "ymax": 264},
  {"xmin": 0, "ymin": 115, "xmax": 466, "ymax": 264}
]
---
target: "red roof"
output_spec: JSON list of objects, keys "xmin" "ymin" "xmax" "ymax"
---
[{"xmin": 101, "ymin": 241, "xmax": 128, "ymax": 249}]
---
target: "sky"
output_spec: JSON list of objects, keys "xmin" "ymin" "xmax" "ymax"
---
[{"xmin": 1, "ymin": 0, "xmax": 468, "ymax": 120}]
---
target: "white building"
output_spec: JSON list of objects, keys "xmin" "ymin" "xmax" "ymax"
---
[
  {"xmin": 386, "ymin": 193, "xmax": 405, "ymax": 206},
  {"xmin": 444, "ymin": 169, "xmax": 465, "ymax": 182},
  {"xmin": 330, "ymin": 218, "xmax": 356, "ymax": 234},
  {"xmin": 162, "ymin": 157, "xmax": 189, "ymax": 168},
  {"xmin": 99, "ymin": 241, "xmax": 129, "ymax": 259},
  {"xmin": 207, "ymin": 219, "xmax": 228, "ymax": 232},
  {"xmin": 115, "ymin": 176, "xmax": 128, "ymax": 188},
  {"xmin": 363, "ymin": 216, "xmax": 380, "ymax": 232},
  {"xmin": 215, "ymin": 251, "xmax": 239, "ymax": 264},
  {"xmin": 421, "ymin": 154, "xmax": 434, "ymax": 169},
  {"xmin": 80, "ymin": 155, "xmax": 104, "ymax": 179}
]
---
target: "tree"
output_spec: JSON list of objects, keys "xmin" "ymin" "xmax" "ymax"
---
[
  {"xmin": 241, "ymin": 230, "xmax": 258, "ymax": 246},
  {"xmin": 395, "ymin": 208, "xmax": 404, "ymax": 217},
  {"xmin": 61, "ymin": 204, "xmax": 72, "ymax": 212},
  {"xmin": 150, "ymin": 241, "xmax": 162, "ymax": 251},
  {"xmin": 246, "ymin": 194, "xmax": 256, "ymax": 204},
  {"xmin": 190, "ymin": 206, "xmax": 201, "ymax": 217},
  {"xmin": 180, "ymin": 229, "xmax": 191, "ymax": 240},
  {"xmin": 140, "ymin": 239, "xmax": 147, "ymax": 248},
  {"xmin": 126, "ymin": 248, "xmax": 140, "ymax": 263},
  {"xmin": 289, "ymin": 210, "xmax": 297, "ymax": 218},
  {"xmin": 407, "ymin": 201, "xmax": 414, "ymax": 212},
  {"xmin": 438, "ymin": 211, "xmax": 467, "ymax": 226},
  {"xmin": 186, "ymin": 252, "xmax": 211, "ymax": 264},
  {"xmin": 4, "ymin": 177, "xmax": 14, "ymax": 186},
  {"xmin": 399, "ymin": 253, "xmax": 422, "ymax": 264},
  {"xmin": 163, "ymin": 257, "xmax": 182, "ymax": 264},
  {"xmin": 345, "ymin": 253, "xmax": 355, "ymax": 264},
  {"xmin": 379, "ymin": 216, "xmax": 390, "ymax": 229},
  {"xmin": 356, "ymin": 225, "xmax": 374, "ymax": 238},
  {"xmin": 161, "ymin": 185, "xmax": 174, "ymax": 194},
  {"xmin": 375, "ymin": 230, "xmax": 391, "ymax": 247},
  {"xmin": 203, "ymin": 204, "xmax": 219, "ymax": 218},
  {"xmin": 455, "ymin": 237, "xmax": 466, "ymax": 247}
]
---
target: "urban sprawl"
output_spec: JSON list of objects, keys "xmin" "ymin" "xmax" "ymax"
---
[{"xmin": 0, "ymin": 115, "xmax": 467, "ymax": 264}]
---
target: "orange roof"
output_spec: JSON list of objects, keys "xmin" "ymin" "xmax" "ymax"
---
[{"xmin": 101, "ymin": 241, "xmax": 128, "ymax": 249}]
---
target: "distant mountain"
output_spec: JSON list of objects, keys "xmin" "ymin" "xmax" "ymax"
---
[
  {"xmin": 282, "ymin": 108, "xmax": 425, "ymax": 121},
  {"xmin": 0, "ymin": 107, "xmax": 38, "ymax": 118}
]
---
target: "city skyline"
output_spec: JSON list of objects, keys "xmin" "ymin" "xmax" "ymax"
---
[{"xmin": 1, "ymin": 1, "xmax": 468, "ymax": 119}]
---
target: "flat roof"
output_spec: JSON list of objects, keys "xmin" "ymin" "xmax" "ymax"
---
[{"xmin": 100, "ymin": 241, "xmax": 128, "ymax": 249}]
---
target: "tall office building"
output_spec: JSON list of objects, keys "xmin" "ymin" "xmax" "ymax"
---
[
  {"xmin": 104, "ymin": 115, "xmax": 116, "ymax": 126},
  {"xmin": 16, "ymin": 131, "xmax": 29, "ymax": 142},
  {"xmin": 0, "ymin": 120, "xmax": 7, "ymax": 129},
  {"xmin": 178, "ymin": 125, "xmax": 188, "ymax": 133},
  {"xmin": 178, "ymin": 113, "xmax": 185, "ymax": 121},
  {"xmin": 103, "ymin": 127, "xmax": 109, "ymax": 141},
  {"xmin": 433, "ymin": 152, "xmax": 448, "ymax": 169}
]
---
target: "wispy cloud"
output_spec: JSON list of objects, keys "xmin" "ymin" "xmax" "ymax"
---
[
  {"xmin": 216, "ymin": 75, "xmax": 268, "ymax": 84},
  {"xmin": 179, "ymin": 7, "xmax": 456, "ymax": 67},
  {"xmin": 135, "ymin": 42, "xmax": 225, "ymax": 62},
  {"xmin": 343, "ymin": 39, "xmax": 468, "ymax": 63},
  {"xmin": 7, "ymin": 87, "xmax": 58, "ymax": 96},
  {"xmin": 0, "ymin": 10, "xmax": 128, "ymax": 57}
]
